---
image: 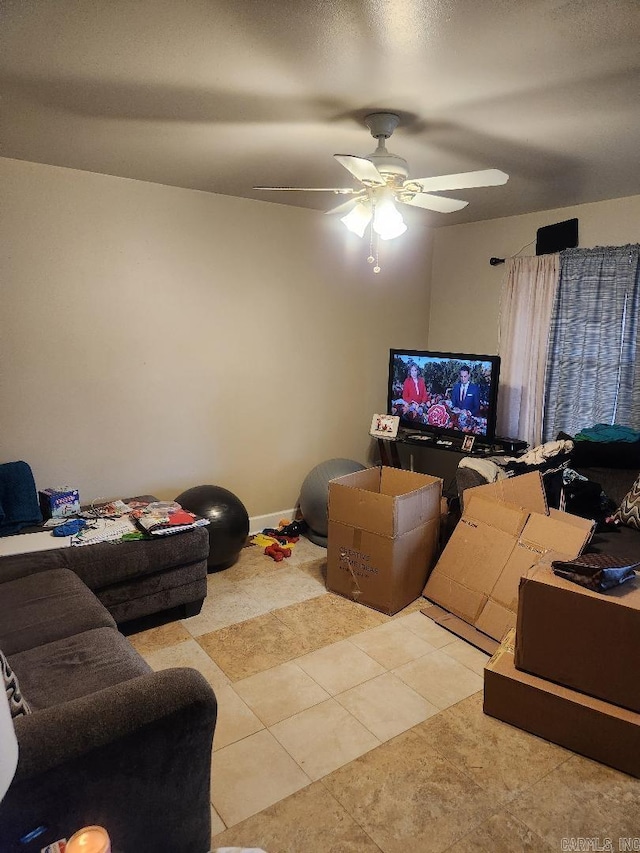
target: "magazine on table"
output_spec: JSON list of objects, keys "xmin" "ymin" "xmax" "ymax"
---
[{"xmin": 131, "ymin": 501, "xmax": 209, "ymax": 536}]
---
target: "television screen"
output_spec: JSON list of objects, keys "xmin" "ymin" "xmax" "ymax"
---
[{"xmin": 388, "ymin": 349, "xmax": 501, "ymax": 442}]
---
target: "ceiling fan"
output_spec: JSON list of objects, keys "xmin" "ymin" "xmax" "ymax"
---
[{"xmin": 254, "ymin": 112, "xmax": 509, "ymax": 245}]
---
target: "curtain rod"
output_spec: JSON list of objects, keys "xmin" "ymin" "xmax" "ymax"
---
[{"xmin": 489, "ymin": 238, "xmax": 535, "ymax": 266}]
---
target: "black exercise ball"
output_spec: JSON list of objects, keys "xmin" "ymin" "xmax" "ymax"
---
[{"xmin": 175, "ymin": 485, "xmax": 249, "ymax": 571}]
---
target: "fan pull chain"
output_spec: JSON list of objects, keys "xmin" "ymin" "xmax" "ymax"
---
[
  {"xmin": 367, "ymin": 200, "xmax": 381, "ymax": 273},
  {"xmin": 373, "ymin": 233, "xmax": 381, "ymax": 273},
  {"xmin": 366, "ymin": 231, "xmax": 381, "ymax": 273}
]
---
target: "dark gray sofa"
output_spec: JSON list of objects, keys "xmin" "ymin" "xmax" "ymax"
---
[
  {"xmin": 2, "ymin": 496, "xmax": 210, "ymax": 625},
  {"xmin": 0, "ymin": 567, "xmax": 217, "ymax": 853}
]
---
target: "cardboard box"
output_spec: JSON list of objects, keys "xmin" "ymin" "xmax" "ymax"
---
[
  {"xmin": 326, "ymin": 467, "xmax": 442, "ymax": 615},
  {"xmin": 38, "ymin": 488, "xmax": 80, "ymax": 519},
  {"xmin": 515, "ymin": 563, "xmax": 640, "ymax": 712},
  {"xmin": 484, "ymin": 629, "xmax": 640, "ymax": 778},
  {"xmin": 422, "ymin": 472, "xmax": 594, "ymax": 641},
  {"xmin": 421, "ymin": 603, "xmax": 499, "ymax": 654}
]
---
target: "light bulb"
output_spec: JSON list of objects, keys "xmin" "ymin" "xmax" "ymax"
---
[
  {"xmin": 340, "ymin": 202, "xmax": 372, "ymax": 238},
  {"xmin": 372, "ymin": 188, "xmax": 406, "ymax": 240}
]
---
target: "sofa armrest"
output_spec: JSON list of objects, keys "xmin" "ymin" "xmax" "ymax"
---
[{"xmin": 0, "ymin": 668, "xmax": 217, "ymax": 853}]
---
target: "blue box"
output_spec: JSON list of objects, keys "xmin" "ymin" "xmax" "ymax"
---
[{"xmin": 38, "ymin": 488, "xmax": 80, "ymax": 519}]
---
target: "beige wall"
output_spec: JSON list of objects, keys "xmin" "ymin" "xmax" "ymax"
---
[
  {"xmin": 1, "ymin": 157, "xmax": 433, "ymax": 515},
  {"xmin": 428, "ymin": 194, "xmax": 640, "ymax": 354}
]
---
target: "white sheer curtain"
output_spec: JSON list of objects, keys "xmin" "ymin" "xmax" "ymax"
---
[{"xmin": 496, "ymin": 254, "xmax": 559, "ymax": 447}]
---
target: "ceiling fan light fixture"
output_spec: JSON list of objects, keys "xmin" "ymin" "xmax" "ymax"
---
[
  {"xmin": 373, "ymin": 188, "xmax": 406, "ymax": 241},
  {"xmin": 340, "ymin": 201, "xmax": 373, "ymax": 238}
]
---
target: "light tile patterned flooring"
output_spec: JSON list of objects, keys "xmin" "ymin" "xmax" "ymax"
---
[{"xmin": 128, "ymin": 536, "xmax": 640, "ymax": 852}]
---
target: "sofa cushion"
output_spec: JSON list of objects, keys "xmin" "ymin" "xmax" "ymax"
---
[
  {"xmin": 0, "ymin": 568, "xmax": 116, "ymax": 656},
  {"xmin": 1, "ymin": 648, "xmax": 31, "ymax": 717},
  {"xmin": 613, "ymin": 473, "xmax": 640, "ymax": 530},
  {"xmin": 9, "ymin": 627, "xmax": 151, "ymax": 711}
]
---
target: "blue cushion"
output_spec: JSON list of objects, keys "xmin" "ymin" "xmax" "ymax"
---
[{"xmin": 0, "ymin": 461, "xmax": 43, "ymax": 536}]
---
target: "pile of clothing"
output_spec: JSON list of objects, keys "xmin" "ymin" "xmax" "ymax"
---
[{"xmin": 459, "ymin": 433, "xmax": 619, "ymax": 523}]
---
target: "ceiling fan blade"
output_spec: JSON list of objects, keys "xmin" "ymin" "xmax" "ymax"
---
[
  {"xmin": 406, "ymin": 169, "xmax": 509, "ymax": 193},
  {"xmin": 253, "ymin": 186, "xmax": 358, "ymax": 192},
  {"xmin": 400, "ymin": 193, "xmax": 469, "ymax": 213},
  {"xmin": 324, "ymin": 198, "xmax": 361, "ymax": 216},
  {"xmin": 334, "ymin": 155, "xmax": 386, "ymax": 186}
]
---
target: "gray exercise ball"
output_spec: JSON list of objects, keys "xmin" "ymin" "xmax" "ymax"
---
[{"xmin": 299, "ymin": 458, "xmax": 366, "ymax": 547}]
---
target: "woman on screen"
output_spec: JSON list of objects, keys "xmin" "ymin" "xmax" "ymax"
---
[{"xmin": 402, "ymin": 363, "xmax": 429, "ymax": 406}]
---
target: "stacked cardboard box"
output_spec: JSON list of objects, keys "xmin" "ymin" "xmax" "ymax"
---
[
  {"xmin": 326, "ymin": 466, "xmax": 442, "ymax": 616},
  {"xmin": 516, "ymin": 564, "xmax": 640, "ymax": 712},
  {"xmin": 484, "ymin": 564, "xmax": 640, "ymax": 777}
]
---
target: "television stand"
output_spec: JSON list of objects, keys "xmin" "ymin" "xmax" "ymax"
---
[{"xmin": 375, "ymin": 431, "xmax": 516, "ymax": 499}]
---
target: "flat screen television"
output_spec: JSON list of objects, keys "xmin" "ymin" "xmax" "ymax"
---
[{"xmin": 387, "ymin": 349, "xmax": 501, "ymax": 442}]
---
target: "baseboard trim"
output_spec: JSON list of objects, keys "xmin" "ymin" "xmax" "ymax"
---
[{"xmin": 249, "ymin": 509, "xmax": 297, "ymax": 535}]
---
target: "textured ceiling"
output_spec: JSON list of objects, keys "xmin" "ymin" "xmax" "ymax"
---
[{"xmin": 2, "ymin": 0, "xmax": 639, "ymax": 226}]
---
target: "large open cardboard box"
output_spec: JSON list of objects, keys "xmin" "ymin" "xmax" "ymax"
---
[
  {"xmin": 484, "ymin": 630, "xmax": 640, "ymax": 778},
  {"xmin": 422, "ymin": 472, "xmax": 594, "ymax": 641},
  {"xmin": 326, "ymin": 466, "xmax": 442, "ymax": 615},
  {"xmin": 516, "ymin": 563, "xmax": 640, "ymax": 712}
]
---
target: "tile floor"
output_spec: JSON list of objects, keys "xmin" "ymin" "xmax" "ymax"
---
[{"xmin": 128, "ymin": 536, "xmax": 640, "ymax": 852}]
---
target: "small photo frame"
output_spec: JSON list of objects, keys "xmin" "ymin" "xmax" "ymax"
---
[
  {"xmin": 461, "ymin": 434, "xmax": 476, "ymax": 453},
  {"xmin": 370, "ymin": 414, "xmax": 400, "ymax": 440}
]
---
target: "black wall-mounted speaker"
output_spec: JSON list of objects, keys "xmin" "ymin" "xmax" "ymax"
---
[{"xmin": 536, "ymin": 218, "xmax": 579, "ymax": 256}]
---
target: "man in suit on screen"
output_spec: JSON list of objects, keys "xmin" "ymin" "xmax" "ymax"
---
[{"xmin": 451, "ymin": 366, "xmax": 481, "ymax": 415}]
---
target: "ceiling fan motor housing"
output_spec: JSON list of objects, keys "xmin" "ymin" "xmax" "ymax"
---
[
  {"xmin": 364, "ymin": 113, "xmax": 409, "ymax": 180},
  {"xmin": 367, "ymin": 150, "xmax": 409, "ymax": 180},
  {"xmin": 365, "ymin": 112, "xmax": 400, "ymax": 139}
]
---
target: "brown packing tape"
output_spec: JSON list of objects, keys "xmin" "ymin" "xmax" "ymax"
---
[
  {"xmin": 487, "ymin": 627, "xmax": 516, "ymax": 668},
  {"xmin": 338, "ymin": 545, "xmax": 364, "ymax": 601}
]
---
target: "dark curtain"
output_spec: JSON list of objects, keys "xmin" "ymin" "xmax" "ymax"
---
[{"xmin": 543, "ymin": 244, "xmax": 640, "ymax": 441}]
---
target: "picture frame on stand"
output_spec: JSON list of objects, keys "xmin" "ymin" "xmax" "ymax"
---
[
  {"xmin": 462, "ymin": 434, "xmax": 476, "ymax": 453},
  {"xmin": 370, "ymin": 414, "xmax": 400, "ymax": 440}
]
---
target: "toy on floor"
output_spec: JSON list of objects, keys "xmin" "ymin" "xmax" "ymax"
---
[
  {"xmin": 264, "ymin": 542, "xmax": 292, "ymax": 562},
  {"xmin": 250, "ymin": 518, "xmax": 305, "ymax": 561}
]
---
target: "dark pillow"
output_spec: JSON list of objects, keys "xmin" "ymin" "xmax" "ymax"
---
[
  {"xmin": 0, "ymin": 649, "xmax": 31, "ymax": 718},
  {"xmin": 613, "ymin": 474, "xmax": 640, "ymax": 530}
]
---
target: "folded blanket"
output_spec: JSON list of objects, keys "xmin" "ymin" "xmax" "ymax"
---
[
  {"xmin": 0, "ymin": 461, "xmax": 43, "ymax": 536},
  {"xmin": 575, "ymin": 424, "xmax": 640, "ymax": 443},
  {"xmin": 458, "ymin": 457, "xmax": 508, "ymax": 483}
]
